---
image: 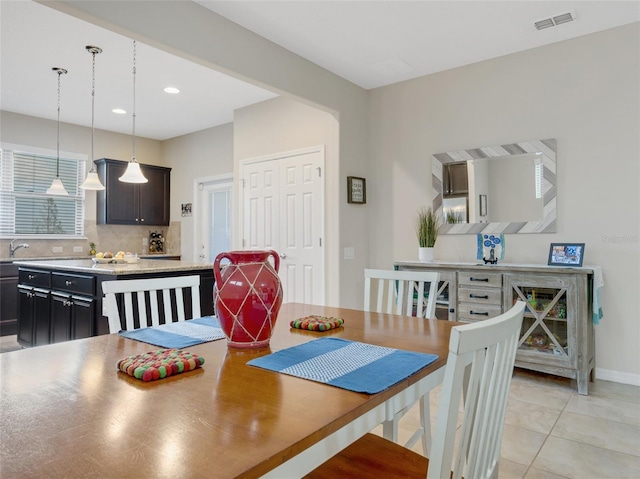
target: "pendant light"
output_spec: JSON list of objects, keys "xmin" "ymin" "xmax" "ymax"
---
[
  {"xmin": 46, "ymin": 67, "xmax": 70, "ymax": 196},
  {"xmin": 80, "ymin": 46, "xmax": 105, "ymax": 190},
  {"xmin": 119, "ymin": 40, "xmax": 148, "ymax": 183}
]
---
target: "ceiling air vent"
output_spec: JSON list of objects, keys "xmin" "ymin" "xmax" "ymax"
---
[{"xmin": 534, "ymin": 10, "xmax": 576, "ymax": 30}]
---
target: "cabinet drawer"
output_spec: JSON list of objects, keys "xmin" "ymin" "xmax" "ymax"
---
[
  {"xmin": 52, "ymin": 272, "xmax": 95, "ymax": 296},
  {"xmin": 458, "ymin": 271, "xmax": 502, "ymax": 288},
  {"xmin": 458, "ymin": 287, "xmax": 502, "ymax": 306},
  {"xmin": 18, "ymin": 268, "xmax": 51, "ymax": 288},
  {"xmin": 458, "ymin": 303, "xmax": 502, "ymax": 322}
]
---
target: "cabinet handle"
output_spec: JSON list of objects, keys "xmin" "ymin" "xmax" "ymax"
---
[
  {"xmin": 470, "ymin": 277, "xmax": 489, "ymax": 282},
  {"xmin": 469, "ymin": 294, "xmax": 489, "ymax": 299},
  {"xmin": 65, "ymin": 280, "xmax": 73, "ymax": 286},
  {"xmin": 469, "ymin": 310, "xmax": 489, "ymax": 316},
  {"xmin": 140, "ymin": 218, "xmax": 145, "ymax": 222},
  {"xmin": 28, "ymin": 274, "xmax": 35, "ymax": 280}
]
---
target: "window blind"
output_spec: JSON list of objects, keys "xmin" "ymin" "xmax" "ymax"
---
[{"xmin": 0, "ymin": 148, "xmax": 85, "ymax": 237}]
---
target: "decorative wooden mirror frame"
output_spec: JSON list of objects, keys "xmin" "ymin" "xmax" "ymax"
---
[{"xmin": 432, "ymin": 138, "xmax": 557, "ymax": 234}]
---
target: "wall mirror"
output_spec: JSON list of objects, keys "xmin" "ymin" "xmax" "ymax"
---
[{"xmin": 432, "ymin": 139, "xmax": 556, "ymax": 234}]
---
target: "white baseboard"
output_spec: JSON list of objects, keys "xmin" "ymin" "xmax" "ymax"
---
[{"xmin": 595, "ymin": 368, "xmax": 640, "ymax": 387}]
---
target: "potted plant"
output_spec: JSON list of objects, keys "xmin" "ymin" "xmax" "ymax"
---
[{"xmin": 416, "ymin": 207, "xmax": 439, "ymax": 262}]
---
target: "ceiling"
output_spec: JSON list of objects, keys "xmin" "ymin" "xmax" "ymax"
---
[{"xmin": 2, "ymin": 1, "xmax": 638, "ymax": 141}]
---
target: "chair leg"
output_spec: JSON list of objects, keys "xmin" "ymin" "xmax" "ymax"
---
[
  {"xmin": 420, "ymin": 395, "xmax": 432, "ymax": 458},
  {"xmin": 382, "ymin": 395, "xmax": 432, "ymax": 458},
  {"xmin": 382, "ymin": 416, "xmax": 400, "ymax": 443}
]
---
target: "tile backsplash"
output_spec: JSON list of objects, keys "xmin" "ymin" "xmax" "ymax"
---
[{"xmin": 1, "ymin": 221, "xmax": 181, "ymax": 260}]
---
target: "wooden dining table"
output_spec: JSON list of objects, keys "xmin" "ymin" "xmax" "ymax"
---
[{"xmin": 0, "ymin": 303, "xmax": 457, "ymax": 479}]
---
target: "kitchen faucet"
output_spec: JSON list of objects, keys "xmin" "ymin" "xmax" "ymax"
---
[{"xmin": 9, "ymin": 239, "xmax": 29, "ymax": 258}]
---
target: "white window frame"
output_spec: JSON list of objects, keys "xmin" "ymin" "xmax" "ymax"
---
[{"xmin": 0, "ymin": 143, "xmax": 87, "ymax": 239}]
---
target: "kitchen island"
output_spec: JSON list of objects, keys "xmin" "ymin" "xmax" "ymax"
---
[{"xmin": 13, "ymin": 258, "xmax": 214, "ymax": 348}]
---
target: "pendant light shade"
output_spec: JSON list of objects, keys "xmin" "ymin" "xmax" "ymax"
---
[
  {"xmin": 46, "ymin": 177, "xmax": 69, "ymax": 195},
  {"xmin": 80, "ymin": 46, "xmax": 105, "ymax": 191},
  {"xmin": 120, "ymin": 40, "xmax": 148, "ymax": 184},
  {"xmin": 47, "ymin": 67, "xmax": 69, "ymax": 196}
]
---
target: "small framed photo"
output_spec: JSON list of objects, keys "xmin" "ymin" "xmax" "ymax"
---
[
  {"xmin": 347, "ymin": 176, "xmax": 366, "ymax": 204},
  {"xmin": 181, "ymin": 203, "xmax": 192, "ymax": 217},
  {"xmin": 479, "ymin": 194, "xmax": 487, "ymax": 217},
  {"xmin": 548, "ymin": 243, "xmax": 585, "ymax": 267}
]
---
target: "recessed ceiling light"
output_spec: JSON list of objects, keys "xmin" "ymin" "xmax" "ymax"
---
[
  {"xmin": 112, "ymin": 108, "xmax": 127, "ymax": 114},
  {"xmin": 164, "ymin": 87, "xmax": 180, "ymax": 94}
]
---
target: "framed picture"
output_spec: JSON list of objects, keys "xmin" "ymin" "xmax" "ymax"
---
[
  {"xmin": 548, "ymin": 243, "xmax": 585, "ymax": 267},
  {"xmin": 479, "ymin": 194, "xmax": 487, "ymax": 217},
  {"xmin": 347, "ymin": 176, "xmax": 366, "ymax": 204},
  {"xmin": 181, "ymin": 203, "xmax": 192, "ymax": 217}
]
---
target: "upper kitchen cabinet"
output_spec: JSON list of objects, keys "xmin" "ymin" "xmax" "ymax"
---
[
  {"xmin": 95, "ymin": 158, "xmax": 171, "ymax": 226},
  {"xmin": 443, "ymin": 161, "xmax": 468, "ymax": 196}
]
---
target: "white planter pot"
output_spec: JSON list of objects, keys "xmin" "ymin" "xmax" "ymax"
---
[{"xmin": 418, "ymin": 247, "xmax": 434, "ymax": 262}]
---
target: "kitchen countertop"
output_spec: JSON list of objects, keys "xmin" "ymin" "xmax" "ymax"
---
[{"xmin": 12, "ymin": 258, "xmax": 211, "ymax": 276}]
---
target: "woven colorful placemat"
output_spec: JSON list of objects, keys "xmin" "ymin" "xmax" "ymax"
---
[
  {"xmin": 117, "ymin": 349, "xmax": 205, "ymax": 382},
  {"xmin": 290, "ymin": 315, "xmax": 344, "ymax": 331}
]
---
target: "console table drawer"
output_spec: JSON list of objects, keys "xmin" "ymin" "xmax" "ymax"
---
[
  {"xmin": 458, "ymin": 287, "xmax": 502, "ymax": 306},
  {"xmin": 458, "ymin": 271, "xmax": 502, "ymax": 288},
  {"xmin": 458, "ymin": 303, "xmax": 503, "ymax": 322}
]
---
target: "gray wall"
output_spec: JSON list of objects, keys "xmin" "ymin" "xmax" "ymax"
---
[
  {"xmin": 162, "ymin": 123, "xmax": 234, "ymax": 262},
  {"xmin": 368, "ymin": 23, "xmax": 639, "ymax": 381}
]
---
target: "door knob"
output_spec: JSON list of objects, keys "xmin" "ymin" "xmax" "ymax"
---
[{"xmin": 279, "ymin": 253, "xmax": 287, "ymax": 259}]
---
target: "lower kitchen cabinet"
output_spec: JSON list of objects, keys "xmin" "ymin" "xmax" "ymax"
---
[
  {"xmin": 0, "ymin": 262, "xmax": 19, "ymax": 336},
  {"xmin": 17, "ymin": 269, "xmax": 95, "ymax": 347},
  {"xmin": 17, "ymin": 285, "xmax": 50, "ymax": 347},
  {"xmin": 395, "ymin": 261, "xmax": 596, "ymax": 394},
  {"xmin": 50, "ymin": 292, "xmax": 95, "ymax": 343},
  {"xmin": 16, "ymin": 262, "xmax": 215, "ymax": 347}
]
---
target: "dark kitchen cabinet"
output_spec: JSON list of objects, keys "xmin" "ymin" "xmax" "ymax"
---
[
  {"xmin": 96, "ymin": 158, "xmax": 171, "ymax": 226},
  {"xmin": 17, "ymin": 269, "xmax": 96, "ymax": 347},
  {"xmin": 50, "ymin": 272, "xmax": 96, "ymax": 343},
  {"xmin": 51, "ymin": 293, "xmax": 95, "ymax": 343},
  {"xmin": 443, "ymin": 161, "xmax": 468, "ymax": 196},
  {"xmin": 17, "ymin": 267, "xmax": 52, "ymax": 347},
  {"xmin": 0, "ymin": 262, "xmax": 19, "ymax": 336}
]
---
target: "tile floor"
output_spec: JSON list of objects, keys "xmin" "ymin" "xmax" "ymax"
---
[
  {"xmin": 372, "ymin": 368, "xmax": 640, "ymax": 479},
  {"xmin": 2, "ymin": 335, "xmax": 639, "ymax": 478}
]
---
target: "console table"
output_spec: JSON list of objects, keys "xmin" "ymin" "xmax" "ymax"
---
[{"xmin": 395, "ymin": 261, "xmax": 596, "ymax": 395}]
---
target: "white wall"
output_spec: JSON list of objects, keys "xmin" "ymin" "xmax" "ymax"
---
[
  {"xmin": 233, "ymin": 96, "xmax": 341, "ymax": 306},
  {"xmin": 368, "ymin": 24, "xmax": 640, "ymax": 381},
  {"xmin": 162, "ymin": 123, "xmax": 234, "ymax": 262}
]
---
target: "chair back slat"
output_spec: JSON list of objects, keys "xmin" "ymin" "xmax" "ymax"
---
[
  {"xmin": 428, "ymin": 301, "xmax": 525, "ymax": 479},
  {"xmin": 102, "ymin": 275, "xmax": 202, "ymax": 333},
  {"xmin": 364, "ymin": 269, "xmax": 439, "ymax": 318}
]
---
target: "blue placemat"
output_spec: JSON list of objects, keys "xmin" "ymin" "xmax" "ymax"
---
[
  {"xmin": 247, "ymin": 337, "xmax": 438, "ymax": 394},
  {"xmin": 118, "ymin": 316, "xmax": 225, "ymax": 348}
]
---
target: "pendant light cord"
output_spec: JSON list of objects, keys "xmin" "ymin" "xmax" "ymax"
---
[
  {"xmin": 91, "ymin": 49, "xmax": 96, "ymax": 170},
  {"xmin": 56, "ymin": 69, "xmax": 62, "ymax": 177},
  {"xmin": 132, "ymin": 40, "xmax": 137, "ymax": 162}
]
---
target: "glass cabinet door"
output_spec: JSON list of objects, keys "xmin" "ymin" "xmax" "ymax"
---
[
  {"xmin": 505, "ymin": 273, "xmax": 576, "ymax": 367},
  {"xmin": 512, "ymin": 285, "xmax": 568, "ymax": 357}
]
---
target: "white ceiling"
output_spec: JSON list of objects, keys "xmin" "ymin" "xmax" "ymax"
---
[{"xmin": 2, "ymin": 1, "xmax": 638, "ymax": 141}]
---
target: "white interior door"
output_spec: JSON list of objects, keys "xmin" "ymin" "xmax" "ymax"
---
[
  {"xmin": 196, "ymin": 176, "xmax": 232, "ymax": 264},
  {"xmin": 242, "ymin": 148, "xmax": 325, "ymax": 305}
]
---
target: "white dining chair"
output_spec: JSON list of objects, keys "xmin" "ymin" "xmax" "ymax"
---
[
  {"xmin": 364, "ymin": 268, "xmax": 439, "ymax": 318},
  {"xmin": 364, "ymin": 268, "xmax": 440, "ymax": 456},
  {"xmin": 306, "ymin": 301, "xmax": 526, "ymax": 479},
  {"xmin": 102, "ymin": 275, "xmax": 202, "ymax": 333}
]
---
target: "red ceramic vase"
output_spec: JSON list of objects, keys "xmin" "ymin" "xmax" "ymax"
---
[{"xmin": 213, "ymin": 250, "xmax": 283, "ymax": 348}]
